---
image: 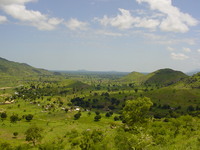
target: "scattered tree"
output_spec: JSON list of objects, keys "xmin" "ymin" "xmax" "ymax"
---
[
  {"xmin": 114, "ymin": 116, "xmax": 120, "ymax": 121},
  {"xmin": 94, "ymin": 115, "xmax": 101, "ymax": 122},
  {"xmin": 105, "ymin": 112, "xmax": 111, "ymax": 117},
  {"xmin": 1, "ymin": 112, "xmax": 7, "ymax": 122},
  {"xmin": 25, "ymin": 125, "xmax": 43, "ymax": 146},
  {"xmin": 74, "ymin": 112, "xmax": 81, "ymax": 120},
  {"xmin": 10, "ymin": 114, "xmax": 19, "ymax": 124},
  {"xmin": 95, "ymin": 111, "xmax": 100, "ymax": 115}
]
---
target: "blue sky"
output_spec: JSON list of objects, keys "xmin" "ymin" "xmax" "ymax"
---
[{"xmin": 0, "ymin": 0, "xmax": 200, "ymax": 72}]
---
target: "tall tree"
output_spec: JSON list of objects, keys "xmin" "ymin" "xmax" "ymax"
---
[{"xmin": 122, "ymin": 97, "xmax": 153, "ymax": 127}]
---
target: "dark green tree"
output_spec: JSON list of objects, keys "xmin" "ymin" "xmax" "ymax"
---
[
  {"xmin": 94, "ymin": 115, "xmax": 101, "ymax": 122},
  {"xmin": 10, "ymin": 114, "xmax": 19, "ymax": 124},
  {"xmin": 95, "ymin": 111, "xmax": 100, "ymax": 115},
  {"xmin": 105, "ymin": 112, "xmax": 111, "ymax": 117},
  {"xmin": 1, "ymin": 112, "xmax": 7, "ymax": 122},
  {"xmin": 114, "ymin": 116, "xmax": 120, "ymax": 121},
  {"xmin": 74, "ymin": 112, "xmax": 81, "ymax": 120}
]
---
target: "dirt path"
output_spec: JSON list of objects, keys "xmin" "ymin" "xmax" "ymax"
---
[
  {"xmin": 0, "ymin": 87, "xmax": 13, "ymax": 90},
  {"xmin": 0, "ymin": 85, "xmax": 23, "ymax": 90}
]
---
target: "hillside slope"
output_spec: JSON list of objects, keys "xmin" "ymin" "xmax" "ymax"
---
[
  {"xmin": 119, "ymin": 71, "xmax": 146, "ymax": 84},
  {"xmin": 0, "ymin": 57, "xmax": 52, "ymax": 76},
  {"xmin": 174, "ymin": 72, "xmax": 200, "ymax": 89}
]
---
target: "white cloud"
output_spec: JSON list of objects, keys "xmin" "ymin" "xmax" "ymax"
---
[
  {"xmin": 0, "ymin": 0, "xmax": 63, "ymax": 30},
  {"xmin": 171, "ymin": 52, "xmax": 189, "ymax": 60},
  {"xmin": 3, "ymin": 4, "xmax": 46, "ymax": 22},
  {"xmin": 183, "ymin": 47, "xmax": 191, "ymax": 53},
  {"xmin": 197, "ymin": 49, "xmax": 200, "ymax": 53},
  {"xmin": 96, "ymin": 9, "xmax": 137, "ymax": 29},
  {"xmin": 65, "ymin": 18, "xmax": 89, "ymax": 31},
  {"xmin": 0, "ymin": 15, "xmax": 7, "ymax": 23},
  {"xmin": 136, "ymin": 0, "xmax": 198, "ymax": 33},
  {"xmin": 134, "ymin": 18, "xmax": 159, "ymax": 29},
  {"xmin": 95, "ymin": 8, "xmax": 159, "ymax": 30}
]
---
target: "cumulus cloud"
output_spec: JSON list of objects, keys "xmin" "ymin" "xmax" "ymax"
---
[
  {"xmin": 136, "ymin": 0, "xmax": 198, "ymax": 33},
  {"xmin": 96, "ymin": 9, "xmax": 137, "ymax": 29},
  {"xmin": 183, "ymin": 47, "xmax": 191, "ymax": 53},
  {"xmin": 65, "ymin": 18, "xmax": 89, "ymax": 31},
  {"xmin": 95, "ymin": 8, "xmax": 159, "ymax": 30},
  {"xmin": 171, "ymin": 52, "xmax": 189, "ymax": 60},
  {"xmin": 0, "ymin": 15, "xmax": 7, "ymax": 23},
  {"xmin": 0, "ymin": 0, "xmax": 63, "ymax": 30},
  {"xmin": 134, "ymin": 18, "xmax": 159, "ymax": 29}
]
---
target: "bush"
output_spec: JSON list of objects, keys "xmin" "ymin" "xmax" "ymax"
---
[
  {"xmin": 13, "ymin": 132, "xmax": 18, "ymax": 138},
  {"xmin": 105, "ymin": 112, "xmax": 111, "ymax": 117},
  {"xmin": 114, "ymin": 116, "xmax": 120, "ymax": 121},
  {"xmin": 95, "ymin": 111, "xmax": 100, "ymax": 115},
  {"xmin": 74, "ymin": 112, "xmax": 81, "ymax": 120},
  {"xmin": 0, "ymin": 112, "xmax": 7, "ymax": 121},
  {"xmin": 94, "ymin": 115, "xmax": 101, "ymax": 122},
  {"xmin": 10, "ymin": 114, "xmax": 19, "ymax": 123},
  {"xmin": 25, "ymin": 114, "xmax": 34, "ymax": 122}
]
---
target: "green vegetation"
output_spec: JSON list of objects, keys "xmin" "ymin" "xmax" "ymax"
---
[
  {"xmin": 0, "ymin": 57, "xmax": 200, "ymax": 149},
  {"xmin": 120, "ymin": 68, "xmax": 188, "ymax": 87}
]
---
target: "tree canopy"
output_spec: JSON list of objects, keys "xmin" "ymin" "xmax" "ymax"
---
[{"xmin": 122, "ymin": 97, "xmax": 153, "ymax": 127}]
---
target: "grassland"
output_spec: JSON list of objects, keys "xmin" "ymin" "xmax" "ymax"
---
[{"xmin": 0, "ymin": 66, "xmax": 200, "ymax": 149}]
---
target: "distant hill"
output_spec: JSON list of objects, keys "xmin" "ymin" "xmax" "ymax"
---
[
  {"xmin": 120, "ymin": 68, "xmax": 188, "ymax": 86},
  {"xmin": 119, "ymin": 71, "xmax": 146, "ymax": 85},
  {"xmin": 0, "ymin": 57, "xmax": 52, "ymax": 76}
]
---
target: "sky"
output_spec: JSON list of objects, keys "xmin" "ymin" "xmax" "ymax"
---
[{"xmin": 0, "ymin": 0, "xmax": 200, "ymax": 72}]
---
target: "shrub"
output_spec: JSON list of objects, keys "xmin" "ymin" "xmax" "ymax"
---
[
  {"xmin": 25, "ymin": 114, "xmax": 34, "ymax": 122},
  {"xmin": 94, "ymin": 115, "xmax": 101, "ymax": 122}
]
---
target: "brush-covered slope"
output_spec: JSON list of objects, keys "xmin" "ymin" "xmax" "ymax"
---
[
  {"xmin": 175, "ymin": 72, "xmax": 200, "ymax": 89},
  {"xmin": 144, "ymin": 68, "xmax": 188, "ymax": 86},
  {"xmin": 0, "ymin": 57, "xmax": 52, "ymax": 76},
  {"xmin": 143, "ymin": 87, "xmax": 200, "ymax": 110}
]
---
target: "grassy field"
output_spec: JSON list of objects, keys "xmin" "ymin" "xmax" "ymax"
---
[{"xmin": 0, "ymin": 72, "xmax": 200, "ymax": 149}]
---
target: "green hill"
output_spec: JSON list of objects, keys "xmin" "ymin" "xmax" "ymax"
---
[
  {"xmin": 0, "ymin": 57, "xmax": 52, "ymax": 76},
  {"xmin": 120, "ymin": 68, "xmax": 188, "ymax": 87},
  {"xmin": 144, "ymin": 68, "xmax": 188, "ymax": 86}
]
